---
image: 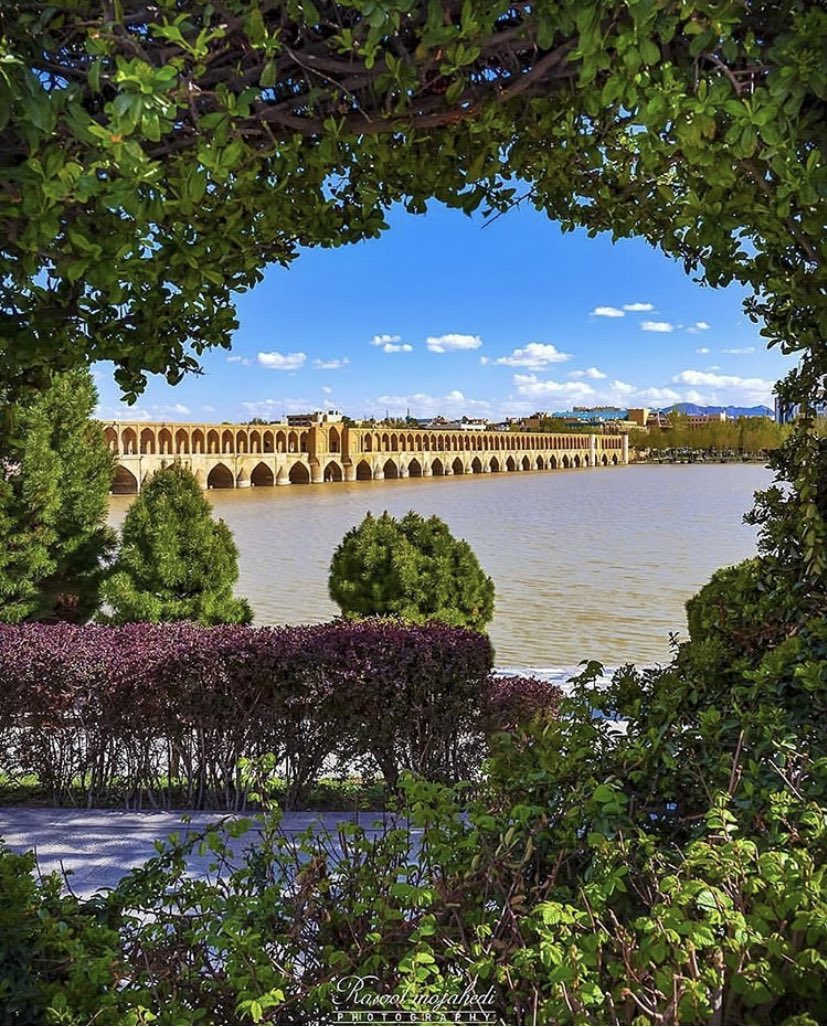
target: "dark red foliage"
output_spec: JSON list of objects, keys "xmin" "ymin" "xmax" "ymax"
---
[
  {"xmin": 482, "ymin": 675, "xmax": 564, "ymax": 731},
  {"xmin": 0, "ymin": 622, "xmax": 559, "ymax": 807}
]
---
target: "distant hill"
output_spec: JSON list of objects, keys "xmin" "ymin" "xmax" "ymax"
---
[{"xmin": 665, "ymin": 402, "xmax": 773, "ymax": 418}]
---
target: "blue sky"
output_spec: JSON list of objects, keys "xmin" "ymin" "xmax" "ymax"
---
[{"xmin": 95, "ymin": 201, "xmax": 793, "ymax": 423}]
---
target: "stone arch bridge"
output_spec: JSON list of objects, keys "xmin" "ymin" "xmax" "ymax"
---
[{"xmin": 104, "ymin": 421, "xmax": 628, "ymax": 493}]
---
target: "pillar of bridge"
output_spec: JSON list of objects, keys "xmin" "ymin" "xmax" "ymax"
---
[
  {"xmin": 399, "ymin": 465, "xmax": 409, "ymax": 478},
  {"xmin": 344, "ymin": 462, "xmax": 357, "ymax": 482},
  {"xmin": 423, "ymin": 463, "xmax": 433, "ymax": 477},
  {"xmin": 310, "ymin": 459, "xmax": 323, "ymax": 484},
  {"xmin": 236, "ymin": 471, "xmax": 251, "ymax": 488},
  {"xmin": 622, "ymin": 435, "xmax": 629, "ymax": 463},
  {"xmin": 373, "ymin": 467, "xmax": 385, "ymax": 480},
  {"xmin": 276, "ymin": 468, "xmax": 290, "ymax": 486}
]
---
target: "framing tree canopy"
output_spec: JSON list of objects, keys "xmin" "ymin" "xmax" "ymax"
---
[{"xmin": 0, "ymin": 0, "xmax": 823, "ymax": 405}]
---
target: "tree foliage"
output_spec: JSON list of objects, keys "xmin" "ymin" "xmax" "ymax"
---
[
  {"xmin": 0, "ymin": 369, "xmax": 114, "ymax": 623},
  {"xmin": 634, "ymin": 415, "xmax": 789, "ymax": 457},
  {"xmin": 102, "ymin": 463, "xmax": 253, "ymax": 625},
  {"xmin": 0, "ymin": 0, "xmax": 822, "ymax": 418},
  {"xmin": 329, "ymin": 510, "xmax": 495, "ymax": 629}
]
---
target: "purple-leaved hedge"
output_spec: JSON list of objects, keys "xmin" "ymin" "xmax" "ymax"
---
[{"xmin": 0, "ymin": 621, "xmax": 561, "ymax": 808}]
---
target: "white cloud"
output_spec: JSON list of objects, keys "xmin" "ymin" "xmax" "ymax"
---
[
  {"xmin": 321, "ymin": 385, "xmax": 333, "ymax": 395},
  {"xmin": 722, "ymin": 347, "xmax": 756, "ymax": 355},
  {"xmin": 257, "ymin": 351, "xmax": 306, "ymax": 371},
  {"xmin": 479, "ymin": 356, "xmax": 490, "ymax": 365},
  {"xmin": 370, "ymin": 334, "xmax": 413, "ymax": 353},
  {"xmin": 623, "ymin": 302, "xmax": 654, "ymax": 312},
  {"xmin": 201, "ymin": 405, "xmax": 216, "ymax": 413},
  {"xmin": 227, "ymin": 355, "xmax": 253, "ymax": 366},
  {"xmin": 494, "ymin": 343, "xmax": 571, "ymax": 368},
  {"xmin": 591, "ymin": 305, "xmax": 625, "ymax": 318},
  {"xmin": 641, "ymin": 320, "xmax": 674, "ymax": 333},
  {"xmin": 686, "ymin": 321, "xmax": 711, "ymax": 334},
  {"xmin": 426, "ymin": 333, "xmax": 483, "ymax": 353},
  {"xmin": 313, "ymin": 357, "xmax": 350, "ymax": 369},
  {"xmin": 695, "ymin": 347, "xmax": 711, "ymax": 355},
  {"xmin": 514, "ymin": 374, "xmax": 683, "ymax": 408},
  {"xmin": 513, "ymin": 374, "xmax": 598, "ymax": 401},
  {"xmin": 568, "ymin": 366, "xmax": 608, "ymax": 380},
  {"xmin": 672, "ymin": 369, "xmax": 774, "ymax": 406},
  {"xmin": 240, "ymin": 397, "xmax": 313, "ymax": 418},
  {"xmin": 373, "ymin": 389, "xmax": 492, "ymax": 418}
]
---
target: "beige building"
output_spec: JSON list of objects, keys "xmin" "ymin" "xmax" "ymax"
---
[{"xmin": 103, "ymin": 419, "xmax": 628, "ymax": 493}]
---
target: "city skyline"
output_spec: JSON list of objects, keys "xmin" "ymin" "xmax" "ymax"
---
[{"xmin": 94, "ymin": 200, "xmax": 794, "ymax": 424}]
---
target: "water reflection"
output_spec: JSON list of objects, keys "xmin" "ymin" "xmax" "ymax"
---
[{"xmin": 109, "ymin": 464, "xmax": 771, "ymax": 666}]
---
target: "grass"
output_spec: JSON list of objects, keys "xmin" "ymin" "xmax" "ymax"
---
[{"xmin": 0, "ymin": 773, "xmax": 392, "ymax": 812}]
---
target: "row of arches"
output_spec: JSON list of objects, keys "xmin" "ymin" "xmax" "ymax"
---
[
  {"xmin": 104, "ymin": 425, "xmax": 329, "ymax": 457},
  {"xmin": 110, "ymin": 451, "xmax": 620, "ymax": 493},
  {"xmin": 111, "ymin": 460, "xmax": 342, "ymax": 493},
  {"xmin": 358, "ymin": 430, "xmax": 603, "ymax": 454},
  {"xmin": 355, "ymin": 451, "xmax": 618, "ymax": 479}
]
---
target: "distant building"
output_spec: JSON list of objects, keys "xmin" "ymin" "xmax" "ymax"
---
[
  {"xmin": 286, "ymin": 409, "xmax": 343, "ymax": 426},
  {"xmin": 422, "ymin": 416, "xmax": 488, "ymax": 430}
]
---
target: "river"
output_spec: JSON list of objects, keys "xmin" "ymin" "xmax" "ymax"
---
[{"xmin": 108, "ymin": 463, "xmax": 772, "ymax": 668}]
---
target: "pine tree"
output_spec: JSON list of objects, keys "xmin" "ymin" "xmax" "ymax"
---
[
  {"xmin": 102, "ymin": 463, "xmax": 253, "ymax": 625},
  {"xmin": 0, "ymin": 371, "xmax": 115, "ymax": 623},
  {"xmin": 329, "ymin": 511, "xmax": 494, "ymax": 630}
]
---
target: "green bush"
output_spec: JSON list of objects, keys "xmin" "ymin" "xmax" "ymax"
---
[
  {"xmin": 102, "ymin": 464, "xmax": 253, "ymax": 625},
  {"xmin": 328, "ymin": 510, "xmax": 495, "ymax": 630}
]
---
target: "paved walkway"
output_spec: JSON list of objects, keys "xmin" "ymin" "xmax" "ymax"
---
[{"xmin": 0, "ymin": 808, "xmax": 409, "ymax": 898}]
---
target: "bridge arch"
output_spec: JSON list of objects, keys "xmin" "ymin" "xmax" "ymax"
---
[
  {"xmin": 356, "ymin": 459, "xmax": 373, "ymax": 481},
  {"xmin": 175, "ymin": 428, "xmax": 189, "ymax": 454},
  {"xmin": 288, "ymin": 461, "xmax": 311, "ymax": 484},
  {"xmin": 324, "ymin": 460, "xmax": 343, "ymax": 482},
  {"xmin": 328, "ymin": 427, "xmax": 341, "ymax": 453},
  {"xmin": 562, "ymin": 455, "xmax": 571, "ymax": 469},
  {"xmin": 263, "ymin": 430, "xmax": 274, "ymax": 453},
  {"xmin": 111, "ymin": 465, "xmax": 138, "ymax": 494},
  {"xmin": 221, "ymin": 429, "xmax": 234, "ymax": 454},
  {"xmin": 452, "ymin": 456, "xmax": 464, "ymax": 475},
  {"xmin": 121, "ymin": 427, "xmax": 138, "ymax": 455},
  {"xmin": 104, "ymin": 426, "xmax": 118, "ymax": 452},
  {"xmin": 249, "ymin": 430, "xmax": 261, "ymax": 453},
  {"xmin": 573, "ymin": 454, "xmax": 581, "ymax": 468},
  {"xmin": 408, "ymin": 457, "xmax": 423, "ymax": 477},
  {"xmin": 521, "ymin": 455, "xmax": 531, "ymax": 471},
  {"xmin": 140, "ymin": 428, "xmax": 156, "ymax": 454},
  {"xmin": 191, "ymin": 428, "xmax": 205, "ymax": 454},
  {"xmin": 250, "ymin": 462, "xmax": 275, "ymax": 487},
  {"xmin": 383, "ymin": 458, "xmax": 399, "ymax": 479},
  {"xmin": 506, "ymin": 455, "xmax": 516, "ymax": 472},
  {"xmin": 536, "ymin": 455, "xmax": 545, "ymax": 470},
  {"xmin": 489, "ymin": 456, "xmax": 500, "ymax": 472},
  {"xmin": 208, "ymin": 463, "xmax": 235, "ymax": 489},
  {"xmin": 471, "ymin": 456, "xmax": 482, "ymax": 474},
  {"xmin": 431, "ymin": 457, "xmax": 445, "ymax": 476},
  {"xmin": 550, "ymin": 455, "xmax": 558, "ymax": 469},
  {"xmin": 612, "ymin": 453, "xmax": 619, "ymax": 465},
  {"xmin": 207, "ymin": 429, "xmax": 219, "ymax": 454}
]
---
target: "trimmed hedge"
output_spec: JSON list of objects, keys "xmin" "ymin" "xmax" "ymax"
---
[{"xmin": 0, "ymin": 622, "xmax": 560, "ymax": 808}]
